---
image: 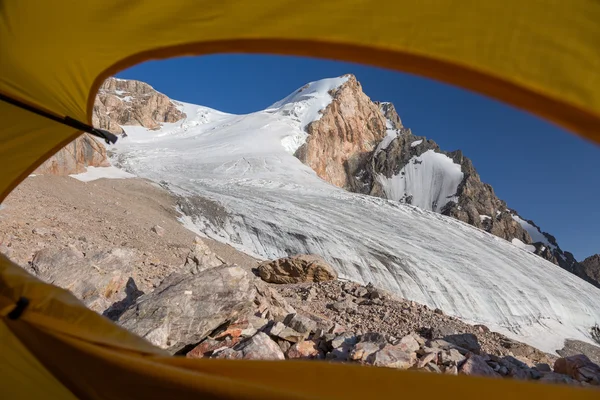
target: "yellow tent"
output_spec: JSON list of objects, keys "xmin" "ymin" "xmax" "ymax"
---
[{"xmin": 1, "ymin": 1, "xmax": 599, "ymax": 398}]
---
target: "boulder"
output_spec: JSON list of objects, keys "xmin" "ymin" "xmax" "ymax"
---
[
  {"xmin": 183, "ymin": 236, "xmax": 224, "ymax": 273},
  {"xmin": 554, "ymin": 354, "xmax": 600, "ymax": 385},
  {"xmin": 117, "ymin": 265, "xmax": 257, "ymax": 353},
  {"xmin": 219, "ymin": 332, "xmax": 285, "ymax": 360},
  {"xmin": 257, "ymin": 254, "xmax": 337, "ymax": 284},
  {"xmin": 283, "ymin": 313, "xmax": 317, "ymax": 336},
  {"xmin": 267, "ymin": 322, "xmax": 306, "ymax": 343},
  {"xmin": 397, "ymin": 335, "xmax": 420, "ymax": 353},
  {"xmin": 459, "ymin": 354, "xmax": 501, "ymax": 378},
  {"xmin": 254, "ymin": 280, "xmax": 297, "ymax": 321},
  {"xmin": 151, "ymin": 225, "xmax": 165, "ymax": 236},
  {"xmin": 327, "ymin": 332, "xmax": 358, "ymax": 361},
  {"xmin": 440, "ymin": 348, "xmax": 465, "ymax": 365},
  {"xmin": 30, "ymin": 247, "xmax": 141, "ymax": 318},
  {"xmin": 349, "ymin": 333, "xmax": 387, "ymax": 362},
  {"xmin": 417, "ymin": 352, "xmax": 438, "ymax": 368},
  {"xmin": 330, "ymin": 299, "xmax": 358, "ymax": 313},
  {"xmin": 366, "ymin": 344, "xmax": 417, "ymax": 369},
  {"xmin": 443, "ymin": 333, "xmax": 481, "ymax": 354}
]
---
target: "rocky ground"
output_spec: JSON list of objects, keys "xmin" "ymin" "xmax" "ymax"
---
[
  {"xmin": 0, "ymin": 175, "xmax": 258, "ymax": 293},
  {"xmin": 1, "ymin": 175, "xmax": 599, "ymax": 389}
]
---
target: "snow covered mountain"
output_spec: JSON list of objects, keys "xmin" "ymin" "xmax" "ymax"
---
[{"xmin": 107, "ymin": 75, "xmax": 600, "ymax": 353}]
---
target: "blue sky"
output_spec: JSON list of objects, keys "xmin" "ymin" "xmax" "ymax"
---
[{"xmin": 117, "ymin": 55, "xmax": 599, "ymax": 260}]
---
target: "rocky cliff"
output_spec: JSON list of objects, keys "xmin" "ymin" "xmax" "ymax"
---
[
  {"xmin": 297, "ymin": 75, "xmax": 597, "ymax": 288},
  {"xmin": 295, "ymin": 75, "xmax": 387, "ymax": 189},
  {"xmin": 36, "ymin": 77, "xmax": 186, "ymax": 176},
  {"xmin": 35, "ymin": 133, "xmax": 110, "ymax": 175},
  {"xmin": 93, "ymin": 77, "xmax": 186, "ymax": 134}
]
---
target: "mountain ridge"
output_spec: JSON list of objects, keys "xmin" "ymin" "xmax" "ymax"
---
[{"xmin": 40, "ymin": 75, "xmax": 598, "ymax": 289}]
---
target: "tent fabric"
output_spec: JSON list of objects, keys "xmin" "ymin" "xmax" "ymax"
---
[
  {"xmin": 1, "ymin": 1, "xmax": 600, "ymax": 398},
  {"xmin": 2, "ymin": 253, "xmax": 599, "ymax": 399}
]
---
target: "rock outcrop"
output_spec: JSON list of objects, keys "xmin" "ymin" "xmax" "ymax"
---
[
  {"xmin": 34, "ymin": 134, "xmax": 110, "ymax": 175},
  {"xmin": 93, "ymin": 77, "xmax": 186, "ymax": 134},
  {"xmin": 257, "ymin": 254, "xmax": 337, "ymax": 284},
  {"xmin": 37, "ymin": 77, "xmax": 186, "ymax": 176},
  {"xmin": 581, "ymin": 254, "xmax": 600, "ymax": 286},
  {"xmin": 295, "ymin": 74, "xmax": 387, "ymax": 189}
]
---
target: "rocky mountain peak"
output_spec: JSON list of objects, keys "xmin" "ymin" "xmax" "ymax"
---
[
  {"xmin": 292, "ymin": 75, "xmax": 598, "ymax": 288},
  {"xmin": 93, "ymin": 77, "xmax": 186, "ymax": 134},
  {"xmin": 295, "ymin": 74, "xmax": 388, "ymax": 189}
]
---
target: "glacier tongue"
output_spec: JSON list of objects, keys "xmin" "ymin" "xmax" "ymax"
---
[{"xmin": 112, "ymin": 79, "xmax": 600, "ymax": 354}]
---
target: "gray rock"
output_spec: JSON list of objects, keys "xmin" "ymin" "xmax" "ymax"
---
[
  {"xmin": 330, "ymin": 299, "xmax": 358, "ymax": 313},
  {"xmin": 459, "ymin": 354, "xmax": 501, "ymax": 378},
  {"xmin": 150, "ymin": 224, "xmax": 165, "ymax": 236},
  {"xmin": 440, "ymin": 348, "xmax": 465, "ymax": 365},
  {"xmin": 350, "ymin": 341, "xmax": 383, "ymax": 362},
  {"xmin": 535, "ymin": 363, "xmax": 553, "ymax": 372},
  {"xmin": 118, "ymin": 265, "xmax": 256, "ymax": 353},
  {"xmin": 331, "ymin": 332, "xmax": 358, "ymax": 349},
  {"xmin": 30, "ymin": 247, "xmax": 141, "ymax": 317},
  {"xmin": 443, "ymin": 333, "xmax": 481, "ymax": 354},
  {"xmin": 397, "ymin": 335, "xmax": 420, "ymax": 353},
  {"xmin": 183, "ymin": 236, "xmax": 224, "ymax": 273},
  {"xmin": 417, "ymin": 352, "xmax": 437, "ymax": 368},
  {"xmin": 558, "ymin": 339, "xmax": 600, "ymax": 365},
  {"xmin": 257, "ymin": 254, "xmax": 337, "ymax": 284},
  {"xmin": 428, "ymin": 339, "xmax": 469, "ymax": 355},
  {"xmin": 277, "ymin": 339, "xmax": 291, "ymax": 355},
  {"xmin": 236, "ymin": 332, "xmax": 285, "ymax": 360},
  {"xmin": 283, "ymin": 313, "xmax": 317, "ymax": 335},
  {"xmin": 366, "ymin": 344, "xmax": 417, "ymax": 369}
]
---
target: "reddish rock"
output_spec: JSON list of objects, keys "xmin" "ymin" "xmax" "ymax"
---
[
  {"xmin": 287, "ymin": 340, "xmax": 321, "ymax": 359},
  {"xmin": 258, "ymin": 254, "xmax": 337, "ymax": 284},
  {"xmin": 296, "ymin": 74, "xmax": 387, "ymax": 189},
  {"xmin": 554, "ymin": 354, "xmax": 600, "ymax": 385},
  {"xmin": 186, "ymin": 337, "xmax": 240, "ymax": 358},
  {"xmin": 35, "ymin": 134, "xmax": 110, "ymax": 176},
  {"xmin": 459, "ymin": 354, "xmax": 501, "ymax": 378}
]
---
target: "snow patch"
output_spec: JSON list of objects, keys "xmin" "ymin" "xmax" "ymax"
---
[
  {"xmin": 511, "ymin": 214, "xmax": 556, "ymax": 250},
  {"xmin": 374, "ymin": 129, "xmax": 398, "ymax": 155},
  {"xmin": 480, "ymin": 215, "xmax": 491, "ymax": 221},
  {"xmin": 511, "ymin": 238, "xmax": 536, "ymax": 253},
  {"xmin": 267, "ymin": 75, "xmax": 349, "ymax": 130},
  {"xmin": 376, "ymin": 150, "xmax": 464, "ymax": 212},
  {"xmin": 70, "ymin": 166, "xmax": 136, "ymax": 182},
  {"xmin": 411, "ymin": 139, "xmax": 423, "ymax": 147}
]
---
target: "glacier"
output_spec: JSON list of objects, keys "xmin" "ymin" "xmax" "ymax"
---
[{"xmin": 110, "ymin": 78, "xmax": 600, "ymax": 353}]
